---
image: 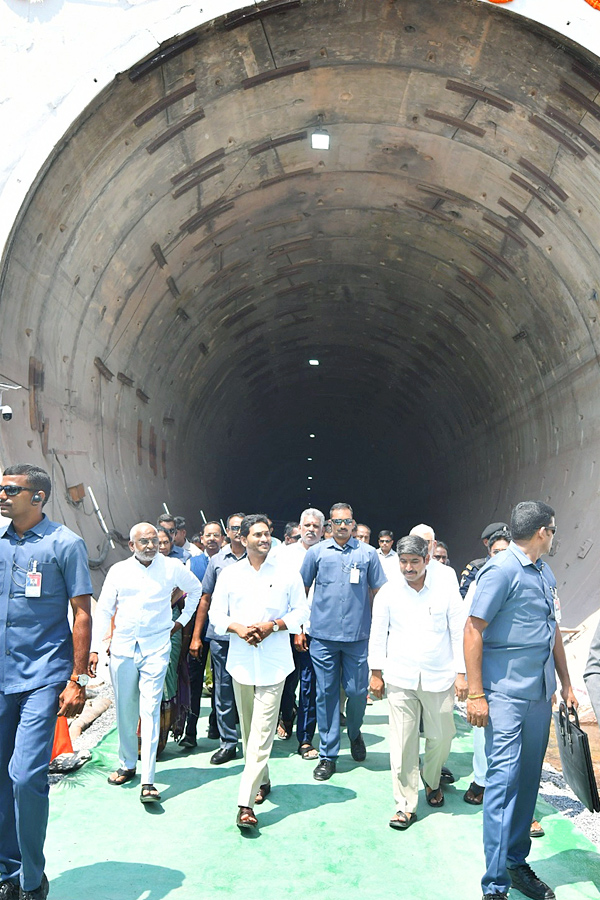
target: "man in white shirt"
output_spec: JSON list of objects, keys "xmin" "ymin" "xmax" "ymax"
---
[
  {"xmin": 209, "ymin": 514, "xmax": 308, "ymax": 830},
  {"xmin": 88, "ymin": 523, "xmax": 202, "ymax": 803},
  {"xmin": 376, "ymin": 530, "xmax": 398, "ymax": 579},
  {"xmin": 369, "ymin": 535, "xmax": 467, "ymax": 830},
  {"xmin": 410, "ymin": 523, "xmax": 460, "ymax": 588}
]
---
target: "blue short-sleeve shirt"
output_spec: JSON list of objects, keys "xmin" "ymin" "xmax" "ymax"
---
[
  {"xmin": 0, "ymin": 515, "xmax": 93, "ymax": 693},
  {"xmin": 469, "ymin": 541, "xmax": 557, "ymax": 701},
  {"xmin": 300, "ymin": 537, "xmax": 387, "ymax": 642},
  {"xmin": 202, "ymin": 546, "xmax": 247, "ymax": 641}
]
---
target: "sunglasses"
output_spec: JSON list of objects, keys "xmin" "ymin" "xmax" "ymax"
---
[
  {"xmin": 331, "ymin": 518, "xmax": 353, "ymax": 525},
  {"xmin": 0, "ymin": 485, "xmax": 35, "ymax": 497}
]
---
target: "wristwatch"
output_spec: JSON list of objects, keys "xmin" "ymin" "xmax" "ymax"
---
[
  {"xmin": 70, "ymin": 674, "xmax": 90, "ymax": 687},
  {"xmin": 271, "ymin": 621, "xmax": 280, "ymax": 632}
]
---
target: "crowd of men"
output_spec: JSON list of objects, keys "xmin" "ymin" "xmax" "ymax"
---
[{"xmin": 0, "ymin": 463, "xmax": 584, "ymax": 900}]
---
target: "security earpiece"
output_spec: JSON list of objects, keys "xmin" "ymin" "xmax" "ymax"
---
[{"xmin": 31, "ymin": 492, "xmax": 42, "ymax": 504}]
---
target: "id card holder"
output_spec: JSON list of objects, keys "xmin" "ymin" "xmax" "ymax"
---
[
  {"xmin": 25, "ymin": 571, "xmax": 42, "ymax": 598},
  {"xmin": 350, "ymin": 564, "xmax": 360, "ymax": 584}
]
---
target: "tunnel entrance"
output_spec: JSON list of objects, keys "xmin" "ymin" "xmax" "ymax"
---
[{"xmin": 0, "ymin": 0, "xmax": 599, "ymax": 623}]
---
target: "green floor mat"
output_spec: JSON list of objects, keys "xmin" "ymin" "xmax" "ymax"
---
[{"xmin": 45, "ymin": 702, "xmax": 600, "ymax": 900}]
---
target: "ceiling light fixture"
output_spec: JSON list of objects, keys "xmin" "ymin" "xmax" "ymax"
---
[
  {"xmin": 309, "ymin": 359, "xmax": 320, "ymax": 366},
  {"xmin": 309, "ymin": 433, "xmax": 315, "ymax": 438},
  {"xmin": 311, "ymin": 114, "xmax": 330, "ymax": 151}
]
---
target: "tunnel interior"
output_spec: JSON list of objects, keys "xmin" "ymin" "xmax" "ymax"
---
[{"xmin": 1, "ymin": 0, "xmax": 600, "ymax": 622}]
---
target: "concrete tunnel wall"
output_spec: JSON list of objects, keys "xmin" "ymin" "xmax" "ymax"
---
[{"xmin": 0, "ymin": 0, "xmax": 600, "ymax": 625}]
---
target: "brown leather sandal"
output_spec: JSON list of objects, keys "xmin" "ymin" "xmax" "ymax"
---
[
  {"xmin": 254, "ymin": 782, "xmax": 271, "ymax": 804},
  {"xmin": 236, "ymin": 806, "xmax": 257, "ymax": 829}
]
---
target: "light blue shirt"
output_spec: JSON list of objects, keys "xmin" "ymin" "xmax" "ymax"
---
[
  {"xmin": 469, "ymin": 541, "xmax": 557, "ymax": 701},
  {"xmin": 0, "ymin": 515, "xmax": 93, "ymax": 693},
  {"xmin": 300, "ymin": 537, "xmax": 387, "ymax": 642}
]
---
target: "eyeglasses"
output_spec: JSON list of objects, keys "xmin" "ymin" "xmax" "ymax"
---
[
  {"xmin": 0, "ymin": 485, "xmax": 35, "ymax": 497},
  {"xmin": 229, "ymin": 525, "xmax": 241, "ymax": 532},
  {"xmin": 379, "ymin": 538, "xmax": 393, "ymax": 544},
  {"xmin": 163, "ymin": 527, "xmax": 176, "ymax": 535},
  {"xmin": 545, "ymin": 526, "xmax": 557, "ymax": 534},
  {"xmin": 137, "ymin": 538, "xmax": 159, "ymax": 546},
  {"xmin": 331, "ymin": 518, "xmax": 353, "ymax": 525},
  {"xmin": 288, "ymin": 534, "xmax": 301, "ymax": 542}
]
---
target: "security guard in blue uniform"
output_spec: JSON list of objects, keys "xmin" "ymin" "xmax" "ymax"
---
[
  {"xmin": 459, "ymin": 521, "xmax": 509, "ymax": 598},
  {"xmin": 0, "ymin": 465, "xmax": 92, "ymax": 900},
  {"xmin": 464, "ymin": 501, "xmax": 576, "ymax": 900}
]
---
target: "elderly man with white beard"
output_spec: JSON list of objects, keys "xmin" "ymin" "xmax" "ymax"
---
[{"xmin": 89, "ymin": 523, "xmax": 202, "ymax": 803}]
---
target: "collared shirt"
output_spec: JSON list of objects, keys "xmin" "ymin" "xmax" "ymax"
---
[
  {"xmin": 376, "ymin": 547, "xmax": 399, "ymax": 581},
  {"xmin": 368, "ymin": 567, "xmax": 466, "ymax": 691},
  {"xmin": 184, "ymin": 539, "xmax": 202, "ymax": 557},
  {"xmin": 469, "ymin": 541, "xmax": 557, "ymax": 701},
  {"xmin": 0, "ymin": 515, "xmax": 93, "ymax": 693},
  {"xmin": 201, "ymin": 545, "xmax": 247, "ymax": 641},
  {"xmin": 91, "ymin": 553, "xmax": 202, "ymax": 657},
  {"xmin": 170, "ymin": 543, "xmax": 191, "ymax": 564},
  {"xmin": 300, "ymin": 537, "xmax": 387, "ymax": 642},
  {"xmin": 209, "ymin": 553, "xmax": 308, "ymax": 686}
]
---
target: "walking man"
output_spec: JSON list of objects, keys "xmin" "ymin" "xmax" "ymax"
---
[
  {"xmin": 464, "ymin": 501, "xmax": 576, "ymax": 900},
  {"xmin": 209, "ymin": 515, "xmax": 307, "ymax": 828},
  {"xmin": 0, "ymin": 464, "xmax": 92, "ymax": 900},
  {"xmin": 89, "ymin": 523, "xmax": 202, "ymax": 803},
  {"xmin": 300, "ymin": 502, "xmax": 387, "ymax": 780}
]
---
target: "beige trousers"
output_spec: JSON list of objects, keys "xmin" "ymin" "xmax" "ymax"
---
[
  {"xmin": 233, "ymin": 679, "xmax": 285, "ymax": 809},
  {"xmin": 387, "ymin": 680, "xmax": 456, "ymax": 813}
]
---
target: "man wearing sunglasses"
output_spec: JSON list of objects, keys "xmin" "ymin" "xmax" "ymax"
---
[
  {"xmin": 0, "ymin": 464, "xmax": 93, "ymax": 900},
  {"xmin": 465, "ymin": 501, "xmax": 577, "ymax": 900},
  {"xmin": 189, "ymin": 513, "xmax": 246, "ymax": 764},
  {"xmin": 300, "ymin": 502, "xmax": 387, "ymax": 781}
]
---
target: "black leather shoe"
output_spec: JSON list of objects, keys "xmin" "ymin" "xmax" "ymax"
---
[
  {"xmin": 507, "ymin": 864, "xmax": 555, "ymax": 900},
  {"xmin": 482, "ymin": 894, "xmax": 508, "ymax": 899},
  {"xmin": 178, "ymin": 735, "xmax": 197, "ymax": 750},
  {"xmin": 210, "ymin": 746, "xmax": 237, "ymax": 765},
  {"xmin": 350, "ymin": 732, "xmax": 366, "ymax": 761},
  {"xmin": 313, "ymin": 758, "xmax": 336, "ymax": 781},
  {"xmin": 19, "ymin": 874, "xmax": 49, "ymax": 900},
  {"xmin": 0, "ymin": 882, "xmax": 19, "ymax": 900},
  {"xmin": 206, "ymin": 725, "xmax": 220, "ymax": 740}
]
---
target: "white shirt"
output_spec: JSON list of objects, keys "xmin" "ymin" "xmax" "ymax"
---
[
  {"xmin": 377, "ymin": 547, "xmax": 399, "ymax": 581},
  {"xmin": 184, "ymin": 539, "xmax": 202, "ymax": 557},
  {"xmin": 428, "ymin": 556, "xmax": 460, "ymax": 589},
  {"xmin": 91, "ymin": 553, "xmax": 202, "ymax": 656},
  {"xmin": 209, "ymin": 552, "xmax": 309, "ymax": 686},
  {"xmin": 368, "ymin": 566, "xmax": 466, "ymax": 692}
]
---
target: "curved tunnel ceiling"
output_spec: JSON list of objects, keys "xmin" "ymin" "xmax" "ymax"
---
[{"xmin": 1, "ymin": 0, "xmax": 600, "ymax": 622}]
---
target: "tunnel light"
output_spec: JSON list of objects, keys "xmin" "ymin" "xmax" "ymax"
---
[
  {"xmin": 307, "ymin": 457, "xmax": 312, "ymax": 461},
  {"xmin": 308, "ymin": 476, "xmax": 313, "ymax": 480},
  {"xmin": 309, "ymin": 359, "xmax": 320, "ymax": 366},
  {"xmin": 309, "ymin": 433, "xmax": 316, "ymax": 438},
  {"xmin": 307, "ymin": 487, "xmax": 311, "ymax": 491},
  {"xmin": 311, "ymin": 128, "xmax": 330, "ymax": 150}
]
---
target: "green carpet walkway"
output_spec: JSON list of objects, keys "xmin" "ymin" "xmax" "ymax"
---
[{"xmin": 45, "ymin": 702, "xmax": 600, "ymax": 900}]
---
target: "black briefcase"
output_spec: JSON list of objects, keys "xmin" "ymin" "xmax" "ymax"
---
[{"xmin": 552, "ymin": 702, "xmax": 600, "ymax": 813}]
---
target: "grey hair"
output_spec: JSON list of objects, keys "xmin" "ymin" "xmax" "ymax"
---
[
  {"xmin": 396, "ymin": 535, "xmax": 429, "ymax": 558},
  {"xmin": 129, "ymin": 522, "xmax": 157, "ymax": 542},
  {"xmin": 300, "ymin": 508, "xmax": 325, "ymax": 527}
]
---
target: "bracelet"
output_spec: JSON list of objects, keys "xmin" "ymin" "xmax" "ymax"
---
[{"xmin": 468, "ymin": 693, "xmax": 486, "ymax": 700}]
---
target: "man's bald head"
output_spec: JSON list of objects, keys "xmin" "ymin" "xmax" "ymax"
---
[
  {"xmin": 129, "ymin": 522, "xmax": 159, "ymax": 565},
  {"xmin": 409, "ymin": 523, "xmax": 436, "ymax": 557},
  {"xmin": 130, "ymin": 522, "xmax": 157, "ymax": 542}
]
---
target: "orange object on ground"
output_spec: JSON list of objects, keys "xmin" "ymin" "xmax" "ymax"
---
[{"xmin": 51, "ymin": 715, "xmax": 73, "ymax": 760}]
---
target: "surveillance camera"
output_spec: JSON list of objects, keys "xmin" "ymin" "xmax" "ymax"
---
[{"xmin": 1, "ymin": 406, "xmax": 12, "ymax": 421}]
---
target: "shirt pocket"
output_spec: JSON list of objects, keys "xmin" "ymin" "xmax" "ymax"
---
[
  {"xmin": 36, "ymin": 560, "xmax": 66, "ymax": 599},
  {"xmin": 430, "ymin": 609, "xmax": 448, "ymax": 633}
]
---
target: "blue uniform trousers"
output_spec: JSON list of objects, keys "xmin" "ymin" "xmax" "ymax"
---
[
  {"xmin": 310, "ymin": 637, "xmax": 368, "ymax": 760},
  {"xmin": 482, "ymin": 691, "xmax": 552, "ymax": 895},
  {"xmin": 0, "ymin": 683, "xmax": 63, "ymax": 891},
  {"xmin": 280, "ymin": 639, "xmax": 317, "ymax": 746},
  {"xmin": 209, "ymin": 638, "xmax": 239, "ymax": 750}
]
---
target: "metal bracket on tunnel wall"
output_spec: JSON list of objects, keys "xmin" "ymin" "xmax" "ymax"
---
[{"xmin": 29, "ymin": 357, "xmax": 49, "ymax": 454}]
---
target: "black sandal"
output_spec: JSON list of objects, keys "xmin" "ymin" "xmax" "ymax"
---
[
  {"xmin": 464, "ymin": 781, "xmax": 485, "ymax": 805},
  {"xmin": 107, "ymin": 767, "xmax": 136, "ymax": 786},
  {"xmin": 389, "ymin": 810, "xmax": 417, "ymax": 830},
  {"xmin": 298, "ymin": 743, "xmax": 319, "ymax": 760},
  {"xmin": 140, "ymin": 784, "xmax": 161, "ymax": 803}
]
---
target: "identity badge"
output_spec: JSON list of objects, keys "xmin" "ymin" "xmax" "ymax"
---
[
  {"xmin": 350, "ymin": 565, "xmax": 360, "ymax": 584},
  {"xmin": 25, "ymin": 570, "xmax": 42, "ymax": 598}
]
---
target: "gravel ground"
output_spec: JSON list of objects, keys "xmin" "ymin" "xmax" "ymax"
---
[{"xmin": 52, "ymin": 688, "xmax": 600, "ymax": 847}]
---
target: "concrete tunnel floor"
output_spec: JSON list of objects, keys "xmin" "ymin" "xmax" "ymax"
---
[
  {"xmin": 45, "ymin": 702, "xmax": 600, "ymax": 900},
  {"xmin": 1, "ymin": 0, "xmax": 600, "ymax": 623}
]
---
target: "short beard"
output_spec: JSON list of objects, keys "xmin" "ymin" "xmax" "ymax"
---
[{"xmin": 134, "ymin": 548, "xmax": 156, "ymax": 564}]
